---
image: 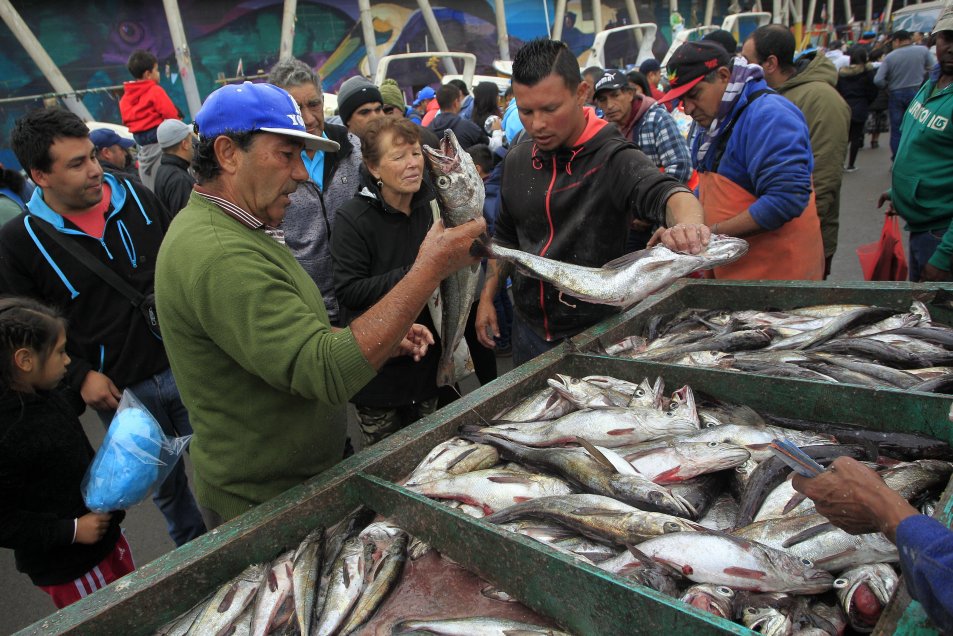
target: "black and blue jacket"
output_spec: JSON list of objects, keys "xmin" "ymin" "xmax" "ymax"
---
[{"xmin": 0, "ymin": 173, "xmax": 172, "ymax": 391}]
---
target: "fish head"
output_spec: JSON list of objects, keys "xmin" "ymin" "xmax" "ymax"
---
[
  {"xmin": 701, "ymin": 236, "xmax": 750, "ymax": 268},
  {"xmin": 422, "ymin": 129, "xmax": 485, "ymax": 224},
  {"xmin": 680, "ymin": 584, "xmax": 735, "ymax": 619},
  {"xmin": 833, "ymin": 564, "xmax": 898, "ymax": 629},
  {"xmin": 696, "ymin": 441, "xmax": 752, "ymax": 470},
  {"xmin": 740, "ymin": 607, "xmax": 792, "ymax": 635},
  {"xmin": 667, "ymin": 386, "xmax": 700, "ymax": 426}
]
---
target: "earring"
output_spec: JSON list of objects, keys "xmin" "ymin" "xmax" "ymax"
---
[{"xmin": 376, "ymin": 179, "xmax": 383, "ymax": 189}]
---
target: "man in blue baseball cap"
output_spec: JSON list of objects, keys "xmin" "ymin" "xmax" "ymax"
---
[
  {"xmin": 155, "ymin": 81, "xmax": 485, "ymax": 526},
  {"xmin": 89, "ymin": 128, "xmax": 139, "ymax": 184}
]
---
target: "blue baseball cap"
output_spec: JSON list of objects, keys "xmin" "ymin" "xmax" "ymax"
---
[
  {"xmin": 413, "ymin": 86, "xmax": 436, "ymax": 106},
  {"xmin": 89, "ymin": 128, "xmax": 135, "ymax": 150},
  {"xmin": 195, "ymin": 81, "xmax": 339, "ymax": 152}
]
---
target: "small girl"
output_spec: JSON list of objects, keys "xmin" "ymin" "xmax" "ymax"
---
[{"xmin": 0, "ymin": 296, "xmax": 134, "ymax": 608}]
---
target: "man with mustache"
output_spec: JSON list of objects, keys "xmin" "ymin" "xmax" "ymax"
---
[{"xmin": 155, "ymin": 82, "xmax": 485, "ymax": 526}]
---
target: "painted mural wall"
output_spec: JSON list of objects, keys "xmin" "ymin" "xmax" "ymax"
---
[{"xmin": 0, "ymin": 0, "xmax": 713, "ymax": 166}]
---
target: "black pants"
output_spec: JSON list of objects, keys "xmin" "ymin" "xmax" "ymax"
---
[{"xmin": 847, "ymin": 119, "xmax": 865, "ymax": 168}]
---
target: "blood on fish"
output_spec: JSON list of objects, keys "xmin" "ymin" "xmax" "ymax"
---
[
  {"xmin": 607, "ymin": 428, "xmax": 636, "ymax": 435},
  {"xmin": 652, "ymin": 467, "xmax": 683, "ymax": 484},
  {"xmin": 723, "ymin": 566, "xmax": 767, "ymax": 580}
]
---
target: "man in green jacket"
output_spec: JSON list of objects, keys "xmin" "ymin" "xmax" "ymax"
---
[
  {"xmin": 743, "ymin": 25, "xmax": 850, "ymax": 278},
  {"xmin": 155, "ymin": 82, "xmax": 484, "ymax": 526},
  {"xmin": 878, "ymin": 8, "xmax": 953, "ymax": 282}
]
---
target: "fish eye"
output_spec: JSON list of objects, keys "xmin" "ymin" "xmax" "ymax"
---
[
  {"xmin": 636, "ymin": 388, "xmax": 645, "ymax": 396},
  {"xmin": 707, "ymin": 441, "xmax": 718, "ymax": 447},
  {"xmin": 436, "ymin": 175, "xmax": 451, "ymax": 189},
  {"xmin": 745, "ymin": 607, "xmax": 758, "ymax": 615},
  {"xmin": 716, "ymin": 586, "xmax": 733, "ymax": 596},
  {"xmin": 833, "ymin": 578, "xmax": 848, "ymax": 588},
  {"xmin": 665, "ymin": 411, "xmax": 674, "ymax": 417},
  {"xmin": 800, "ymin": 558, "xmax": 814, "ymax": 566}
]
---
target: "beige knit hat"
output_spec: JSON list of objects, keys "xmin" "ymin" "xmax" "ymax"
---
[{"xmin": 379, "ymin": 79, "xmax": 406, "ymax": 112}]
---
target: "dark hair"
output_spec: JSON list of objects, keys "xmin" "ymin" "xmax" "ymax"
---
[
  {"xmin": 869, "ymin": 47, "xmax": 886, "ymax": 62},
  {"xmin": 268, "ymin": 57, "xmax": 321, "ymax": 90},
  {"xmin": 891, "ymin": 29, "xmax": 912, "ymax": 41},
  {"xmin": 11, "ymin": 108, "xmax": 89, "ymax": 175},
  {"xmin": 582, "ymin": 66, "xmax": 604, "ymax": 82},
  {"xmin": 503, "ymin": 85, "xmax": 514, "ymax": 99},
  {"xmin": 471, "ymin": 82, "xmax": 502, "ymax": 125},
  {"xmin": 749, "ymin": 25, "xmax": 796, "ymax": 71},
  {"xmin": 513, "ymin": 38, "xmax": 581, "ymax": 90},
  {"xmin": 448, "ymin": 78, "xmax": 469, "ymax": 96},
  {"xmin": 702, "ymin": 29, "xmax": 738, "ymax": 54},
  {"xmin": 191, "ymin": 131, "xmax": 260, "ymax": 183},
  {"xmin": 466, "ymin": 143, "xmax": 494, "ymax": 174},
  {"xmin": 127, "ymin": 49, "xmax": 158, "ymax": 79},
  {"xmin": 848, "ymin": 45, "xmax": 869, "ymax": 65},
  {"xmin": 0, "ymin": 168, "xmax": 26, "ymax": 194},
  {"xmin": 0, "ymin": 296, "xmax": 66, "ymax": 392},
  {"xmin": 625, "ymin": 70, "xmax": 652, "ymax": 96},
  {"xmin": 361, "ymin": 117, "xmax": 420, "ymax": 167},
  {"xmin": 436, "ymin": 83, "xmax": 462, "ymax": 110}
]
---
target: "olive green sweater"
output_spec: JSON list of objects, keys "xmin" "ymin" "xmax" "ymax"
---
[{"xmin": 155, "ymin": 193, "xmax": 376, "ymax": 521}]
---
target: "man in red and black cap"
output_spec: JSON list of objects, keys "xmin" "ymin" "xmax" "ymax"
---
[{"xmin": 660, "ymin": 40, "xmax": 825, "ymax": 280}]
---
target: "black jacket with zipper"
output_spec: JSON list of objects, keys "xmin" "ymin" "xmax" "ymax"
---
[
  {"xmin": 330, "ymin": 170, "xmax": 442, "ymax": 408},
  {"xmin": 0, "ymin": 173, "xmax": 173, "ymax": 392},
  {"xmin": 495, "ymin": 118, "xmax": 691, "ymax": 341},
  {"xmin": 153, "ymin": 153, "xmax": 195, "ymax": 216},
  {"xmin": 0, "ymin": 389, "xmax": 124, "ymax": 585}
]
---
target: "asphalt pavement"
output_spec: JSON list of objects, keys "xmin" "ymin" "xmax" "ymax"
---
[{"xmin": 0, "ymin": 142, "xmax": 895, "ymax": 634}]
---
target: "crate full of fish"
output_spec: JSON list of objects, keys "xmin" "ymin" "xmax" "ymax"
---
[
  {"xmin": 574, "ymin": 280, "xmax": 953, "ymax": 396},
  {"xmin": 358, "ymin": 353, "xmax": 953, "ymax": 635}
]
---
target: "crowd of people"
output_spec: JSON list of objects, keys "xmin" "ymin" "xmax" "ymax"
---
[{"xmin": 0, "ymin": 6, "xmax": 951, "ymax": 627}]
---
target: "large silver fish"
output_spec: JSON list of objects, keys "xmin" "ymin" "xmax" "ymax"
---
[
  {"xmin": 291, "ymin": 527, "xmax": 324, "ymax": 636},
  {"xmin": 392, "ymin": 617, "xmax": 572, "ymax": 635},
  {"xmin": 833, "ymin": 563, "xmax": 899, "ymax": 632},
  {"xmin": 423, "ymin": 129, "xmax": 485, "ymax": 387},
  {"xmin": 250, "ymin": 551, "xmax": 294, "ymax": 636},
  {"xmin": 635, "ymin": 531, "xmax": 834, "ymax": 593},
  {"xmin": 408, "ymin": 468, "xmax": 575, "ymax": 515},
  {"xmin": 473, "ymin": 235, "xmax": 749, "ymax": 308},
  {"xmin": 186, "ymin": 563, "xmax": 267, "ymax": 636}
]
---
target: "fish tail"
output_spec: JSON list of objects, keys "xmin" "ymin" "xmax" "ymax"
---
[{"xmin": 469, "ymin": 235, "xmax": 494, "ymax": 259}]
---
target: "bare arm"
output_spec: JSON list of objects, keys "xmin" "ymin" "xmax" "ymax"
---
[
  {"xmin": 650, "ymin": 191, "xmax": 711, "ymax": 254},
  {"xmin": 709, "ymin": 209, "xmax": 766, "ymax": 238},
  {"xmin": 349, "ymin": 218, "xmax": 485, "ymax": 369}
]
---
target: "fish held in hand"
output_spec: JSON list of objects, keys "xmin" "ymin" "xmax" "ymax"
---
[
  {"xmin": 423, "ymin": 129, "xmax": 486, "ymax": 387},
  {"xmin": 471, "ymin": 235, "xmax": 749, "ymax": 308}
]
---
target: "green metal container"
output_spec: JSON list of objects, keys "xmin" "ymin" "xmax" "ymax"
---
[{"xmin": 19, "ymin": 281, "xmax": 953, "ymax": 635}]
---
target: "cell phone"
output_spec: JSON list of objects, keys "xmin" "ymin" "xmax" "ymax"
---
[{"xmin": 770, "ymin": 438, "xmax": 826, "ymax": 478}]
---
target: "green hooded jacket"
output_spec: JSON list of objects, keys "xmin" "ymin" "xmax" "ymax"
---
[{"xmin": 778, "ymin": 55, "xmax": 851, "ymax": 259}]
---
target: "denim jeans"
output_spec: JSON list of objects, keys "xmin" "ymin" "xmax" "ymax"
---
[
  {"xmin": 908, "ymin": 229, "xmax": 944, "ymax": 283},
  {"xmin": 512, "ymin": 313, "xmax": 563, "ymax": 367},
  {"xmin": 888, "ymin": 87, "xmax": 918, "ymax": 160},
  {"xmin": 96, "ymin": 367, "xmax": 206, "ymax": 547}
]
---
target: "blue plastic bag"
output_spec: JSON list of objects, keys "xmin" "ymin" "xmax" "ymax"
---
[{"xmin": 82, "ymin": 390, "xmax": 191, "ymax": 512}]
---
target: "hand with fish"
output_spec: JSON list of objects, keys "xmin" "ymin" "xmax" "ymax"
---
[
  {"xmin": 792, "ymin": 457, "xmax": 918, "ymax": 542},
  {"xmin": 646, "ymin": 191, "xmax": 711, "ymax": 255}
]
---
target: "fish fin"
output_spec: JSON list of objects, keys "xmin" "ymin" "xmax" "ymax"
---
[
  {"xmin": 607, "ymin": 428, "xmax": 637, "ymax": 436},
  {"xmin": 570, "ymin": 506, "xmax": 631, "ymax": 517},
  {"xmin": 487, "ymin": 475, "xmax": 535, "ymax": 485},
  {"xmin": 781, "ymin": 493, "xmax": 809, "ymax": 515},
  {"xmin": 781, "ymin": 522, "xmax": 836, "ymax": 548},
  {"xmin": 601, "ymin": 249, "xmax": 650, "ymax": 270},
  {"xmin": 651, "ymin": 466, "xmax": 683, "ymax": 484},
  {"xmin": 575, "ymin": 436, "xmax": 615, "ymax": 471},
  {"xmin": 723, "ymin": 566, "xmax": 767, "ymax": 580},
  {"xmin": 216, "ymin": 583, "xmax": 239, "ymax": 613},
  {"xmin": 444, "ymin": 447, "xmax": 478, "ymax": 471}
]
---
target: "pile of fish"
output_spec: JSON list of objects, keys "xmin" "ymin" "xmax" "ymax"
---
[
  {"xmin": 599, "ymin": 302, "xmax": 953, "ymax": 395},
  {"xmin": 401, "ymin": 373, "xmax": 953, "ymax": 634},
  {"xmin": 155, "ymin": 507, "xmax": 571, "ymax": 635}
]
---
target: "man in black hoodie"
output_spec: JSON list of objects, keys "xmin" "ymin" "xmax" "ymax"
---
[
  {"xmin": 475, "ymin": 39, "xmax": 709, "ymax": 365},
  {"xmin": 428, "ymin": 84, "xmax": 489, "ymax": 149}
]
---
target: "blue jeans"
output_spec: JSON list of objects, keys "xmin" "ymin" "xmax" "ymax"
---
[
  {"xmin": 96, "ymin": 367, "xmax": 206, "ymax": 547},
  {"xmin": 908, "ymin": 229, "xmax": 944, "ymax": 283},
  {"xmin": 888, "ymin": 87, "xmax": 918, "ymax": 160},
  {"xmin": 512, "ymin": 313, "xmax": 562, "ymax": 366}
]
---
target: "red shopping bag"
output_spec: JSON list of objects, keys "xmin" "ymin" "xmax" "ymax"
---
[{"xmin": 856, "ymin": 213, "xmax": 908, "ymax": 281}]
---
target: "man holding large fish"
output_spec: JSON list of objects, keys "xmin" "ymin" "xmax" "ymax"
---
[
  {"xmin": 476, "ymin": 39, "xmax": 712, "ymax": 365},
  {"xmin": 155, "ymin": 82, "xmax": 485, "ymax": 526}
]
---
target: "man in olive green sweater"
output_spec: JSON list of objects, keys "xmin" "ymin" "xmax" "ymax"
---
[{"xmin": 155, "ymin": 82, "xmax": 484, "ymax": 525}]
